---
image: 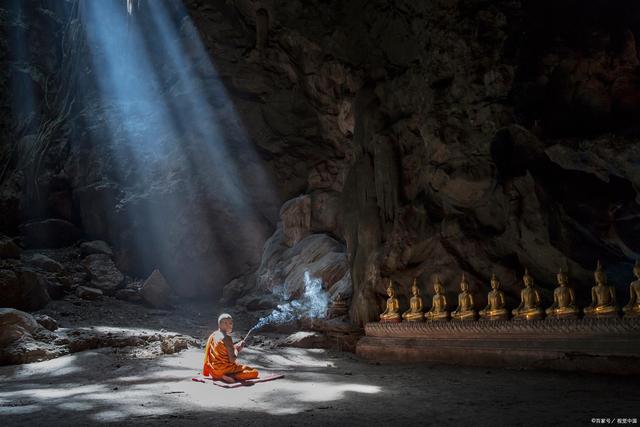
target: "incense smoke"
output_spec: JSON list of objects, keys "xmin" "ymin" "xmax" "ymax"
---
[{"xmin": 247, "ymin": 271, "xmax": 329, "ymax": 336}]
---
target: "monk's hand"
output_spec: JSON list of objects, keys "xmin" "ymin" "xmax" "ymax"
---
[{"xmin": 234, "ymin": 340, "xmax": 245, "ymax": 352}]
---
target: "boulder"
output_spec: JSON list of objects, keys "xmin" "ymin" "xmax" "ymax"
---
[
  {"xmin": 0, "ymin": 308, "xmax": 58, "ymax": 365},
  {"xmin": 255, "ymin": 232, "xmax": 350, "ymax": 298},
  {"xmin": 280, "ymin": 195, "xmax": 311, "ymax": 246},
  {"xmin": 160, "ymin": 336, "xmax": 189, "ymax": 354},
  {"xmin": 0, "ymin": 308, "xmax": 42, "ymax": 346},
  {"xmin": 20, "ymin": 219, "xmax": 82, "ymax": 248},
  {"xmin": 83, "ymin": 254, "xmax": 124, "ymax": 293},
  {"xmin": 242, "ymin": 293, "xmax": 280, "ymax": 311},
  {"xmin": 80, "ymin": 240, "xmax": 113, "ymax": 257},
  {"xmin": 278, "ymin": 331, "xmax": 329, "ymax": 348},
  {"xmin": 0, "ymin": 268, "xmax": 50, "ymax": 310},
  {"xmin": 0, "ymin": 235, "xmax": 21, "ymax": 259},
  {"xmin": 114, "ymin": 288, "xmax": 141, "ymax": 303},
  {"xmin": 45, "ymin": 280, "xmax": 67, "ymax": 300},
  {"xmin": 140, "ymin": 269, "xmax": 171, "ymax": 308},
  {"xmin": 25, "ymin": 254, "xmax": 64, "ymax": 273},
  {"xmin": 33, "ymin": 314, "xmax": 58, "ymax": 331},
  {"xmin": 76, "ymin": 285, "xmax": 103, "ymax": 300}
]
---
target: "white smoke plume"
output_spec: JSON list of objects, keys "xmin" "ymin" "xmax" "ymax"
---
[{"xmin": 246, "ymin": 271, "xmax": 329, "ymax": 336}]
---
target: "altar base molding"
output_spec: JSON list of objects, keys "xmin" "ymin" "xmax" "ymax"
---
[{"xmin": 356, "ymin": 318, "xmax": 640, "ymax": 374}]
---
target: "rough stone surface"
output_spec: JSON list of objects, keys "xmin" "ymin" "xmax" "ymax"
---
[
  {"xmin": 20, "ymin": 219, "xmax": 82, "ymax": 249},
  {"xmin": 140, "ymin": 270, "xmax": 171, "ymax": 308},
  {"xmin": 33, "ymin": 314, "xmax": 58, "ymax": 331},
  {"xmin": 0, "ymin": 305, "xmax": 195, "ymax": 365},
  {"xmin": 160, "ymin": 336, "xmax": 189, "ymax": 354},
  {"xmin": 0, "ymin": 267, "xmax": 50, "ymax": 310},
  {"xmin": 25, "ymin": 253, "xmax": 64, "ymax": 273},
  {"xmin": 0, "ymin": 235, "xmax": 21, "ymax": 259},
  {"xmin": 2, "ymin": 0, "xmax": 640, "ymax": 328},
  {"xmin": 80, "ymin": 240, "xmax": 113, "ymax": 257},
  {"xmin": 114, "ymin": 288, "xmax": 142, "ymax": 303},
  {"xmin": 0, "ymin": 308, "xmax": 56, "ymax": 365},
  {"xmin": 280, "ymin": 195, "xmax": 312, "ymax": 247},
  {"xmin": 75, "ymin": 285, "xmax": 103, "ymax": 300},
  {"xmin": 82, "ymin": 254, "xmax": 124, "ymax": 293},
  {"xmin": 278, "ymin": 331, "xmax": 329, "ymax": 349}
]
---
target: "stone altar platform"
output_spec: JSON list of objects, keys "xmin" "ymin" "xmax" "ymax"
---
[{"xmin": 356, "ymin": 318, "xmax": 640, "ymax": 375}]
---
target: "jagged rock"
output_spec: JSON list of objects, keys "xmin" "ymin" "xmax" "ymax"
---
[
  {"xmin": 0, "ymin": 268, "xmax": 50, "ymax": 310},
  {"xmin": 3, "ymin": 0, "xmax": 640, "ymax": 319},
  {"xmin": 82, "ymin": 254, "xmax": 124, "ymax": 293},
  {"xmin": 0, "ymin": 308, "xmax": 59, "ymax": 365},
  {"xmin": 140, "ymin": 269, "xmax": 171, "ymax": 308},
  {"xmin": 278, "ymin": 331, "xmax": 329, "ymax": 348},
  {"xmin": 220, "ymin": 277, "xmax": 251, "ymax": 306},
  {"xmin": 45, "ymin": 281, "xmax": 67, "ymax": 300},
  {"xmin": 255, "ymin": 231, "xmax": 351, "ymax": 300},
  {"xmin": 0, "ymin": 235, "xmax": 20, "ymax": 259},
  {"xmin": 114, "ymin": 288, "xmax": 141, "ymax": 303},
  {"xmin": 160, "ymin": 336, "xmax": 189, "ymax": 354},
  {"xmin": 20, "ymin": 219, "xmax": 82, "ymax": 248},
  {"xmin": 280, "ymin": 195, "xmax": 311, "ymax": 247},
  {"xmin": 76, "ymin": 285, "xmax": 103, "ymax": 300},
  {"xmin": 329, "ymin": 271, "xmax": 352, "ymax": 301},
  {"xmin": 0, "ymin": 308, "xmax": 42, "ymax": 346},
  {"xmin": 0, "ymin": 307, "xmax": 197, "ymax": 366},
  {"xmin": 242, "ymin": 293, "xmax": 280, "ymax": 311},
  {"xmin": 80, "ymin": 240, "xmax": 113, "ymax": 257},
  {"xmin": 25, "ymin": 254, "xmax": 64, "ymax": 273},
  {"xmin": 33, "ymin": 314, "xmax": 58, "ymax": 331}
]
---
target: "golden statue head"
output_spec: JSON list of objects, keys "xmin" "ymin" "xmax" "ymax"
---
[
  {"xmin": 523, "ymin": 268, "xmax": 534, "ymax": 287},
  {"xmin": 386, "ymin": 280, "xmax": 395, "ymax": 297},
  {"xmin": 433, "ymin": 275, "xmax": 444, "ymax": 294},
  {"xmin": 557, "ymin": 267, "xmax": 568, "ymax": 286},
  {"xmin": 460, "ymin": 272, "xmax": 469, "ymax": 292},
  {"xmin": 411, "ymin": 278, "xmax": 420, "ymax": 296},
  {"xmin": 490, "ymin": 272, "xmax": 500, "ymax": 290},
  {"xmin": 594, "ymin": 260, "xmax": 607, "ymax": 285},
  {"xmin": 634, "ymin": 259, "xmax": 640, "ymax": 279}
]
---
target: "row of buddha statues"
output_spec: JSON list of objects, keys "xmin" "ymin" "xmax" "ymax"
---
[{"xmin": 379, "ymin": 260, "xmax": 640, "ymax": 322}]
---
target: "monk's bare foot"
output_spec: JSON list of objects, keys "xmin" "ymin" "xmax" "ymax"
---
[{"xmin": 221, "ymin": 375, "xmax": 236, "ymax": 384}]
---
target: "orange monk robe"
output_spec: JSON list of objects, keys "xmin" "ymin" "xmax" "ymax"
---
[{"xmin": 202, "ymin": 331, "xmax": 259, "ymax": 381}]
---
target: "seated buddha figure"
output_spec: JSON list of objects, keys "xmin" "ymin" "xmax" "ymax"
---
[
  {"xmin": 546, "ymin": 267, "xmax": 579, "ymax": 319},
  {"xmin": 623, "ymin": 260, "xmax": 640, "ymax": 318},
  {"xmin": 425, "ymin": 276, "xmax": 449, "ymax": 321},
  {"xmin": 479, "ymin": 273, "xmax": 509, "ymax": 320},
  {"xmin": 512, "ymin": 269, "xmax": 545, "ymax": 320},
  {"xmin": 380, "ymin": 280, "xmax": 401, "ymax": 322},
  {"xmin": 584, "ymin": 261, "xmax": 619, "ymax": 318},
  {"xmin": 402, "ymin": 278, "xmax": 424, "ymax": 321},
  {"xmin": 451, "ymin": 273, "xmax": 476, "ymax": 321}
]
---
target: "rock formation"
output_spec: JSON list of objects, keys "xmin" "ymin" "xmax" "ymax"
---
[{"xmin": 1, "ymin": 0, "xmax": 640, "ymax": 328}]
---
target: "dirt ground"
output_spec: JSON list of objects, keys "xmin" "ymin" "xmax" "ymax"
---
[{"xmin": 0, "ymin": 297, "xmax": 638, "ymax": 426}]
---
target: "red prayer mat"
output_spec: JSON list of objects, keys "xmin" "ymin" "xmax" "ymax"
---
[{"xmin": 191, "ymin": 373, "xmax": 284, "ymax": 388}]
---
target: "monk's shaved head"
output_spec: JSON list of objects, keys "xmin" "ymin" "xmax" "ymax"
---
[
  {"xmin": 218, "ymin": 313, "xmax": 234, "ymax": 335},
  {"xmin": 218, "ymin": 313, "xmax": 232, "ymax": 325}
]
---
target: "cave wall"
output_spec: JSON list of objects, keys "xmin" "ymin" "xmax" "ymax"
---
[
  {"xmin": 2, "ymin": 0, "xmax": 640, "ymax": 315},
  {"xmin": 205, "ymin": 0, "xmax": 640, "ymax": 321}
]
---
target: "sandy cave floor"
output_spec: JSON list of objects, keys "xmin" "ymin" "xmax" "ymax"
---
[{"xmin": 0, "ymin": 297, "xmax": 639, "ymax": 426}]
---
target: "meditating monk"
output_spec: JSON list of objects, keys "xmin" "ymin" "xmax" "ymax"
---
[{"xmin": 202, "ymin": 313, "xmax": 259, "ymax": 383}]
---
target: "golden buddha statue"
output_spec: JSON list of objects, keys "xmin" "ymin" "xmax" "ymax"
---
[
  {"xmin": 546, "ymin": 267, "xmax": 579, "ymax": 319},
  {"xmin": 380, "ymin": 280, "xmax": 401, "ymax": 322},
  {"xmin": 425, "ymin": 276, "xmax": 449, "ymax": 321},
  {"xmin": 451, "ymin": 273, "xmax": 476, "ymax": 321},
  {"xmin": 479, "ymin": 273, "xmax": 509, "ymax": 320},
  {"xmin": 623, "ymin": 260, "xmax": 640, "ymax": 318},
  {"xmin": 402, "ymin": 278, "xmax": 424, "ymax": 321},
  {"xmin": 584, "ymin": 260, "xmax": 619, "ymax": 318},
  {"xmin": 512, "ymin": 268, "xmax": 545, "ymax": 320}
]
